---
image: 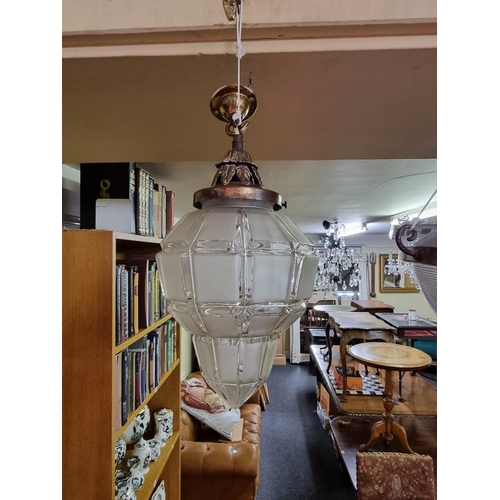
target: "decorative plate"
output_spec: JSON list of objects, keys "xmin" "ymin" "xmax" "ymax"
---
[{"xmin": 151, "ymin": 480, "xmax": 166, "ymax": 500}]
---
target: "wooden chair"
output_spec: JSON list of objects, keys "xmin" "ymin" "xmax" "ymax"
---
[{"xmin": 356, "ymin": 452, "xmax": 436, "ymax": 500}]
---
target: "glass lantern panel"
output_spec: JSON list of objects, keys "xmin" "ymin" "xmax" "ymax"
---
[
  {"xmin": 252, "ymin": 254, "xmax": 293, "ymax": 302},
  {"xmin": 296, "ymin": 253, "xmax": 321, "ymax": 299},
  {"xmin": 195, "ymin": 208, "xmax": 242, "ymax": 243},
  {"xmin": 192, "ymin": 334, "xmax": 280, "ymax": 408},
  {"xmin": 275, "ymin": 212, "xmax": 314, "ymax": 244},
  {"xmin": 161, "ymin": 210, "xmax": 205, "ymax": 243},
  {"xmin": 192, "ymin": 253, "xmax": 241, "ymax": 302},
  {"xmin": 156, "ymin": 252, "xmax": 186, "ymax": 301},
  {"xmin": 246, "ymin": 209, "xmax": 290, "ymax": 243},
  {"xmin": 168, "ymin": 308, "xmax": 205, "ymax": 336},
  {"xmin": 201, "ymin": 312, "xmax": 240, "ymax": 338}
]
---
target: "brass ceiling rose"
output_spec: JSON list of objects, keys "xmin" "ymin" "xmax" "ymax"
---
[
  {"xmin": 194, "ymin": 83, "xmax": 282, "ymax": 211},
  {"xmin": 210, "ymin": 84, "xmax": 257, "ymax": 124}
]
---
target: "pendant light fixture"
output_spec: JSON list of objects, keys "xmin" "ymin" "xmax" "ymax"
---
[{"xmin": 156, "ymin": 0, "xmax": 318, "ymax": 408}]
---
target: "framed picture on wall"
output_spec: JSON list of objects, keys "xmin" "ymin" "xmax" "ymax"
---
[{"xmin": 379, "ymin": 254, "xmax": 419, "ymax": 293}]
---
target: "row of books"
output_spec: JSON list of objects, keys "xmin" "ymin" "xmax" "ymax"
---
[
  {"xmin": 80, "ymin": 162, "xmax": 175, "ymax": 238},
  {"xmin": 116, "ymin": 257, "xmax": 167, "ymax": 345},
  {"xmin": 135, "ymin": 164, "xmax": 176, "ymax": 239},
  {"xmin": 115, "ymin": 320, "xmax": 178, "ymax": 430}
]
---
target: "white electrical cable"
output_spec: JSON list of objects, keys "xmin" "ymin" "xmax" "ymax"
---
[{"xmin": 233, "ymin": 0, "xmax": 245, "ymax": 128}]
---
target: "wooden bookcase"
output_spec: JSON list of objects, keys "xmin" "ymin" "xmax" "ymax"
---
[{"xmin": 63, "ymin": 229, "xmax": 180, "ymax": 500}]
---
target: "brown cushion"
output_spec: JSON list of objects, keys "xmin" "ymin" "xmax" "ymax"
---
[
  {"xmin": 356, "ymin": 452, "xmax": 435, "ymax": 500},
  {"xmin": 180, "ymin": 409, "xmax": 199, "ymax": 442}
]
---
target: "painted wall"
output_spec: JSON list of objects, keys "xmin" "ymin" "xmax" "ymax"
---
[
  {"xmin": 63, "ymin": 0, "xmax": 436, "ymax": 35},
  {"xmin": 179, "ymin": 326, "xmax": 193, "ymax": 378}
]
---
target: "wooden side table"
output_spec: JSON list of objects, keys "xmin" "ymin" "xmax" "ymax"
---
[
  {"xmin": 348, "ymin": 342, "xmax": 432, "ymax": 453},
  {"xmin": 326, "ymin": 312, "xmax": 396, "ymax": 402},
  {"xmin": 375, "ymin": 312, "xmax": 437, "ymax": 399},
  {"xmin": 375, "ymin": 312, "xmax": 437, "ymax": 344}
]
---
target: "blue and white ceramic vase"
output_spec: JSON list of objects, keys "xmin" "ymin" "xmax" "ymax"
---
[
  {"xmin": 154, "ymin": 408, "xmax": 173, "ymax": 447},
  {"xmin": 126, "ymin": 457, "xmax": 145, "ymax": 492},
  {"xmin": 131, "ymin": 437, "xmax": 151, "ymax": 475},
  {"xmin": 122, "ymin": 405, "xmax": 151, "ymax": 445},
  {"xmin": 148, "ymin": 438, "xmax": 162, "ymax": 462},
  {"xmin": 115, "ymin": 470, "xmax": 136, "ymax": 500},
  {"xmin": 115, "ymin": 437, "xmax": 127, "ymax": 466}
]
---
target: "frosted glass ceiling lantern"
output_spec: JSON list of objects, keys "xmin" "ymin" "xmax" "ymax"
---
[{"xmin": 156, "ymin": 83, "xmax": 318, "ymax": 408}]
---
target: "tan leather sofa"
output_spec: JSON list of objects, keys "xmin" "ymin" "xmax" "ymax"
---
[{"xmin": 180, "ymin": 372, "xmax": 262, "ymax": 500}]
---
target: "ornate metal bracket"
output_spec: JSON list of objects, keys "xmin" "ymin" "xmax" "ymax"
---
[{"xmin": 193, "ymin": 84, "xmax": 284, "ymax": 211}]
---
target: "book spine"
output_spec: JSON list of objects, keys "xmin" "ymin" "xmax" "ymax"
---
[
  {"xmin": 141, "ymin": 168, "xmax": 148, "ymax": 237},
  {"xmin": 122, "ymin": 266, "xmax": 129, "ymax": 341},
  {"xmin": 147, "ymin": 262, "xmax": 154, "ymax": 328},
  {"xmin": 153, "ymin": 183, "xmax": 160, "ymax": 238},
  {"xmin": 127, "ymin": 352, "xmax": 134, "ymax": 416},
  {"xmin": 172, "ymin": 321, "xmax": 177, "ymax": 362},
  {"xmin": 166, "ymin": 190, "xmax": 175, "ymax": 234},
  {"xmin": 149, "ymin": 339, "xmax": 155, "ymax": 392},
  {"xmin": 141, "ymin": 349, "xmax": 147, "ymax": 401},
  {"xmin": 115, "ymin": 353, "xmax": 121, "ymax": 433},
  {"xmin": 134, "ymin": 165, "xmax": 142, "ymax": 235},
  {"xmin": 154, "ymin": 263, "xmax": 160, "ymax": 322},
  {"xmin": 153, "ymin": 332, "xmax": 160, "ymax": 386},
  {"xmin": 121, "ymin": 349, "xmax": 129, "ymax": 426},
  {"xmin": 161, "ymin": 185, "xmax": 167, "ymax": 238},
  {"xmin": 129, "ymin": 162, "xmax": 137, "ymax": 234},
  {"xmin": 128, "ymin": 266, "xmax": 135, "ymax": 337},
  {"xmin": 134, "ymin": 352, "xmax": 141, "ymax": 409},
  {"xmin": 160, "ymin": 325, "xmax": 166, "ymax": 375},
  {"xmin": 132, "ymin": 266, "xmax": 139, "ymax": 335},
  {"xmin": 166, "ymin": 320, "xmax": 172, "ymax": 371},
  {"xmin": 148, "ymin": 175, "xmax": 154, "ymax": 237},
  {"xmin": 116, "ymin": 265, "xmax": 123, "ymax": 345}
]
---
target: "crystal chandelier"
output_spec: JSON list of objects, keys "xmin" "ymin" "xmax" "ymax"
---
[
  {"xmin": 314, "ymin": 220, "xmax": 361, "ymax": 299},
  {"xmin": 156, "ymin": 0, "xmax": 318, "ymax": 408},
  {"xmin": 384, "ymin": 249, "xmax": 414, "ymax": 279}
]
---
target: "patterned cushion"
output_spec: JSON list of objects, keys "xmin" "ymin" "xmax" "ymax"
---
[
  {"xmin": 356, "ymin": 452, "xmax": 435, "ymax": 500},
  {"xmin": 180, "ymin": 375, "xmax": 240, "ymax": 440}
]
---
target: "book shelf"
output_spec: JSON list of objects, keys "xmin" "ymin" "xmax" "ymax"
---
[{"xmin": 63, "ymin": 229, "xmax": 180, "ymax": 500}]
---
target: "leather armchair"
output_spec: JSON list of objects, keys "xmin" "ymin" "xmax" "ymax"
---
[{"xmin": 180, "ymin": 372, "xmax": 262, "ymax": 500}]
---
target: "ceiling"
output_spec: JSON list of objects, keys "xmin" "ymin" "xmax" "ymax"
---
[{"xmin": 62, "ymin": 32, "xmax": 437, "ymax": 238}]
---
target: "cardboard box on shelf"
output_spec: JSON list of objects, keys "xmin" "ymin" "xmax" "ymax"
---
[
  {"xmin": 331, "ymin": 365, "xmax": 363, "ymax": 390},
  {"xmin": 319, "ymin": 383, "xmax": 333, "ymax": 415}
]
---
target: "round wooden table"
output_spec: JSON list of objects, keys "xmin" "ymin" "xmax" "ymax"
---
[{"xmin": 347, "ymin": 342, "xmax": 432, "ymax": 453}]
